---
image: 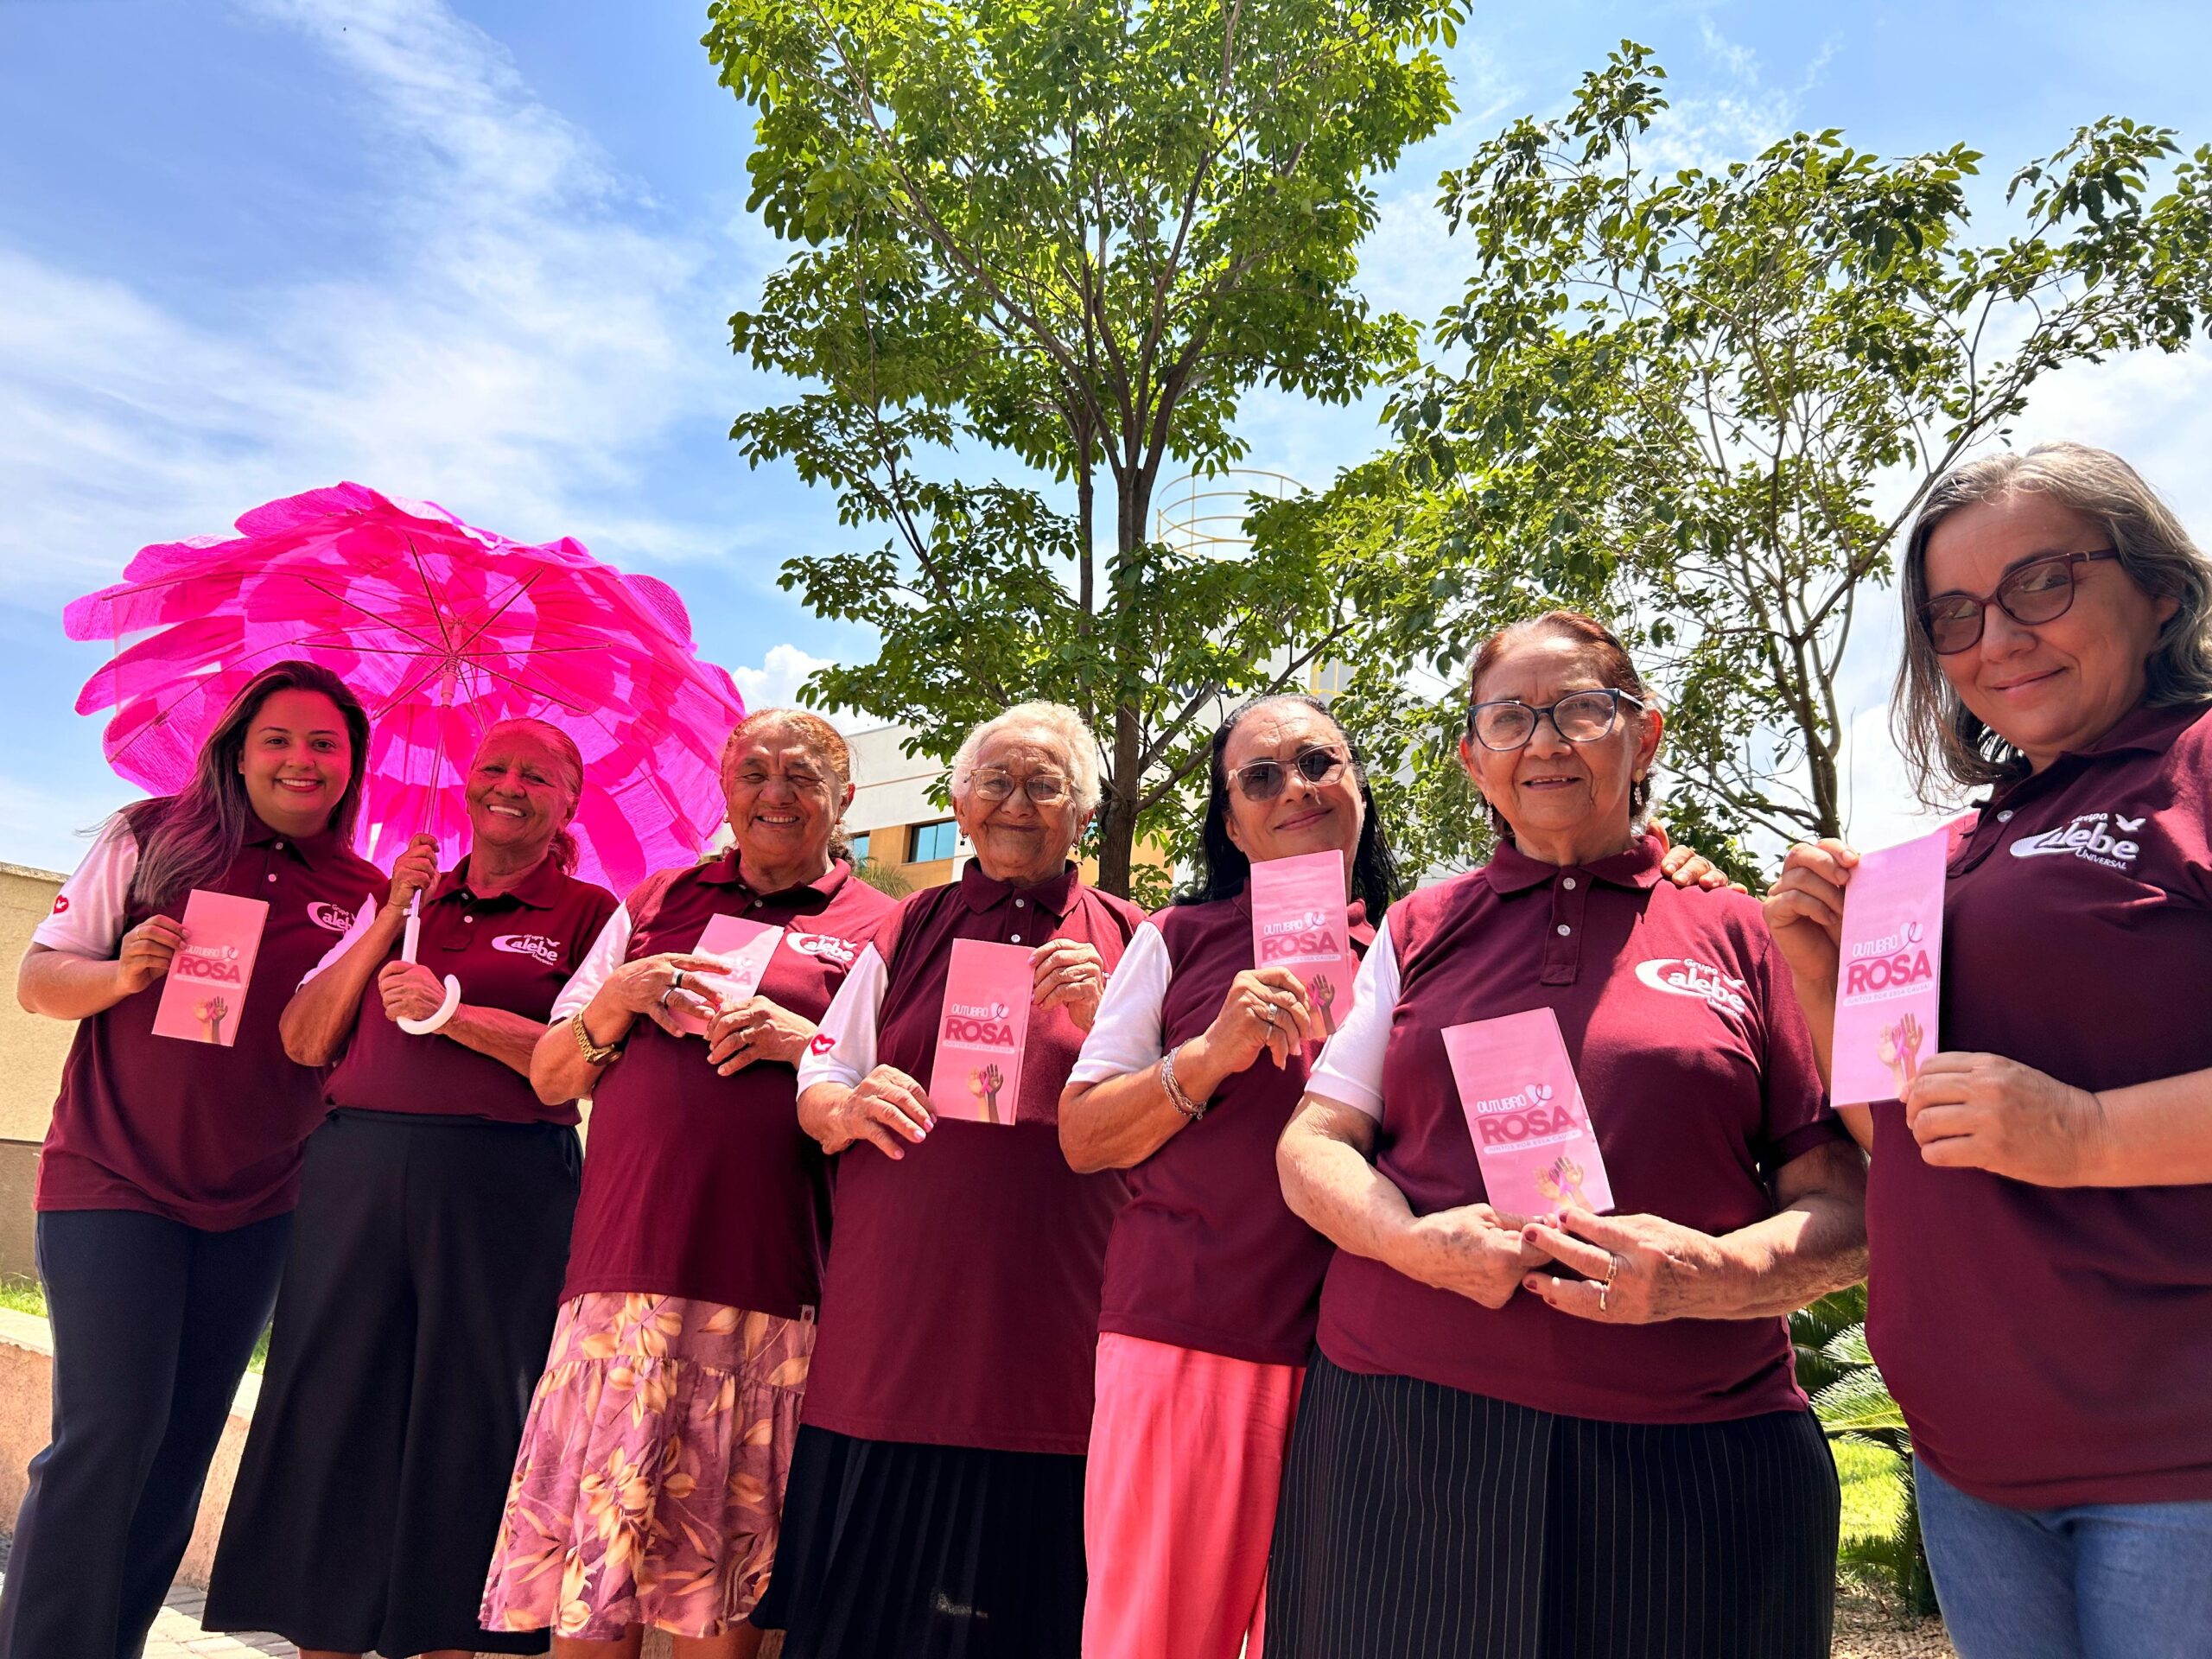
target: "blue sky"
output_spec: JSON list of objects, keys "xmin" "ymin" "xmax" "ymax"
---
[{"xmin": 6, "ymin": 0, "xmax": 2212, "ymax": 871}]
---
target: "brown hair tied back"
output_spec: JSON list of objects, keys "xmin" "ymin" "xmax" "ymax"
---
[
  {"xmin": 720, "ymin": 709, "xmax": 855, "ymax": 861},
  {"xmin": 1465, "ymin": 610, "xmax": 1656, "ymax": 836},
  {"xmin": 480, "ymin": 717, "xmax": 587, "ymax": 874}
]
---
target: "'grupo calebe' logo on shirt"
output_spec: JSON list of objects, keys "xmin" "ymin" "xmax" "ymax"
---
[
  {"xmin": 1633, "ymin": 956, "xmax": 1751, "ymax": 1015},
  {"xmin": 174, "ymin": 941, "xmax": 245, "ymax": 984},
  {"xmin": 49, "ymin": 895, "xmax": 68, "ymax": 915},
  {"xmin": 943, "ymin": 999, "xmax": 1017, "ymax": 1048},
  {"xmin": 786, "ymin": 931, "xmax": 860, "ymax": 966},
  {"xmin": 2008, "ymin": 810, "xmax": 2146, "ymax": 871},
  {"xmin": 807, "ymin": 1032, "xmax": 836, "ymax": 1055},
  {"xmin": 493, "ymin": 933, "xmax": 563, "ymax": 966},
  {"xmin": 307, "ymin": 901, "xmax": 355, "ymax": 933}
]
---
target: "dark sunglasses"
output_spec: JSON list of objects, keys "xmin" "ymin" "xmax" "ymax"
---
[
  {"xmin": 1226, "ymin": 746, "xmax": 1353, "ymax": 803},
  {"xmin": 1918, "ymin": 550, "xmax": 2119, "ymax": 655}
]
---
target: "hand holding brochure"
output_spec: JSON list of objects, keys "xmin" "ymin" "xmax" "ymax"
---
[
  {"xmin": 1248, "ymin": 849, "xmax": 1355, "ymax": 1041},
  {"xmin": 670, "ymin": 914, "xmax": 786, "ymax": 1039},
  {"xmin": 151, "ymin": 890, "xmax": 270, "ymax": 1046},
  {"xmin": 1831, "ymin": 826, "xmax": 1948, "ymax": 1108},
  {"xmin": 1441, "ymin": 1007, "xmax": 1613, "ymax": 1216},
  {"xmin": 927, "ymin": 938, "xmax": 1033, "ymax": 1124}
]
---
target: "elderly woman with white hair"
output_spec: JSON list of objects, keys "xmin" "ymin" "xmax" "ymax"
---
[{"xmin": 753, "ymin": 701, "xmax": 1146, "ymax": 1659}]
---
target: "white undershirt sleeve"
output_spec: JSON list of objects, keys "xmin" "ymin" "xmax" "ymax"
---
[
  {"xmin": 795, "ymin": 941, "xmax": 889, "ymax": 1096},
  {"xmin": 1304, "ymin": 912, "xmax": 1402, "ymax": 1121},
  {"xmin": 1065, "ymin": 921, "xmax": 1173, "ymax": 1085},
  {"xmin": 550, "ymin": 903, "xmax": 635, "ymax": 1023},
  {"xmin": 31, "ymin": 815, "xmax": 141, "ymax": 958}
]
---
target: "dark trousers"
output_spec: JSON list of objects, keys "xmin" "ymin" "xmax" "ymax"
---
[
  {"xmin": 0, "ymin": 1207, "xmax": 291, "ymax": 1659},
  {"xmin": 204, "ymin": 1111, "xmax": 578, "ymax": 1657}
]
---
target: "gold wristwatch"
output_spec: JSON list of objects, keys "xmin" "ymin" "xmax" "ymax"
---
[{"xmin": 571, "ymin": 1008, "xmax": 622, "ymax": 1066}]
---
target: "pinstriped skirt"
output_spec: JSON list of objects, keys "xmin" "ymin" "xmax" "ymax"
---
[{"xmin": 1265, "ymin": 1353, "xmax": 1839, "ymax": 1659}]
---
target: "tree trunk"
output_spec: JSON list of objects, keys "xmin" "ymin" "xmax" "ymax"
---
[{"xmin": 1095, "ymin": 701, "xmax": 1142, "ymax": 897}]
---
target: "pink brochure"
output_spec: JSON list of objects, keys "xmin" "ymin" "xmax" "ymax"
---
[
  {"xmin": 927, "ymin": 938, "xmax": 1033, "ymax": 1125},
  {"xmin": 670, "ymin": 913, "xmax": 787, "ymax": 1039},
  {"xmin": 1248, "ymin": 849, "xmax": 1355, "ymax": 1042},
  {"xmin": 1830, "ymin": 825, "xmax": 1948, "ymax": 1107},
  {"xmin": 151, "ymin": 890, "xmax": 270, "ymax": 1046},
  {"xmin": 1441, "ymin": 1007, "xmax": 1614, "ymax": 1217}
]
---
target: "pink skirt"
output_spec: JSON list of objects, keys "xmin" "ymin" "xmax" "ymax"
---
[{"xmin": 480, "ymin": 1290, "xmax": 813, "ymax": 1641}]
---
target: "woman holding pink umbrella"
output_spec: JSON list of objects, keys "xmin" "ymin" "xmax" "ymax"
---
[
  {"xmin": 202, "ymin": 717, "xmax": 617, "ymax": 1659},
  {"xmin": 0, "ymin": 661, "xmax": 384, "ymax": 1659}
]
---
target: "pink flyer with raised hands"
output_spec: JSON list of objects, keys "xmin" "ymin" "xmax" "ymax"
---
[
  {"xmin": 927, "ymin": 938, "xmax": 1033, "ymax": 1125},
  {"xmin": 1442, "ymin": 1007, "xmax": 1614, "ymax": 1217},
  {"xmin": 151, "ymin": 890, "xmax": 270, "ymax": 1046},
  {"xmin": 669, "ymin": 914, "xmax": 787, "ymax": 1039},
  {"xmin": 1249, "ymin": 849, "xmax": 1355, "ymax": 1042},
  {"xmin": 1831, "ymin": 825, "xmax": 1948, "ymax": 1108}
]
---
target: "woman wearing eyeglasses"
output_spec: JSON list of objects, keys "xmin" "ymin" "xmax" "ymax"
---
[
  {"xmin": 1765, "ymin": 444, "xmax": 2212, "ymax": 1658},
  {"xmin": 1268, "ymin": 611, "xmax": 1867, "ymax": 1659},
  {"xmin": 756, "ymin": 702, "xmax": 1145, "ymax": 1659}
]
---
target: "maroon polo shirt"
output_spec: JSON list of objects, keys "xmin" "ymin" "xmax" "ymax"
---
[
  {"xmin": 1315, "ymin": 835, "xmax": 1840, "ymax": 1425},
  {"xmin": 801, "ymin": 863, "xmax": 1145, "ymax": 1455},
  {"xmin": 322, "ymin": 855, "xmax": 616, "ymax": 1126},
  {"xmin": 1096, "ymin": 894, "xmax": 1372, "ymax": 1367},
  {"xmin": 560, "ymin": 855, "xmax": 892, "ymax": 1318},
  {"xmin": 38, "ymin": 816, "xmax": 384, "ymax": 1231},
  {"xmin": 1868, "ymin": 698, "xmax": 2212, "ymax": 1507}
]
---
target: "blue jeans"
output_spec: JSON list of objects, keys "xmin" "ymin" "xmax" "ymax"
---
[{"xmin": 1916, "ymin": 1456, "xmax": 2212, "ymax": 1659}]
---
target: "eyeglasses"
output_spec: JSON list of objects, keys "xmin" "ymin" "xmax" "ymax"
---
[
  {"xmin": 1918, "ymin": 550, "xmax": 2120, "ymax": 655},
  {"xmin": 1466, "ymin": 689, "xmax": 1645, "ymax": 752},
  {"xmin": 969, "ymin": 771, "xmax": 1073, "ymax": 807},
  {"xmin": 1226, "ymin": 747, "xmax": 1353, "ymax": 803}
]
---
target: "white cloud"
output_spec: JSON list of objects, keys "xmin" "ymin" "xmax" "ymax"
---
[
  {"xmin": 729, "ymin": 642, "xmax": 874, "ymax": 732},
  {"xmin": 0, "ymin": 0, "xmax": 758, "ymax": 612}
]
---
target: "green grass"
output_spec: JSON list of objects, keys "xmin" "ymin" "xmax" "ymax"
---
[{"xmin": 0, "ymin": 1274, "xmax": 269, "ymax": 1373}]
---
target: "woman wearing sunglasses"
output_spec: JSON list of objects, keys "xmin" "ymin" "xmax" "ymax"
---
[
  {"xmin": 1268, "ymin": 612, "xmax": 1868, "ymax": 1659},
  {"xmin": 1765, "ymin": 442, "xmax": 2212, "ymax": 1658}
]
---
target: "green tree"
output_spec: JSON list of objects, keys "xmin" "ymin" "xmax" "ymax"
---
[
  {"xmin": 1272, "ymin": 43, "xmax": 2212, "ymax": 865},
  {"xmin": 705, "ymin": 0, "xmax": 1461, "ymax": 893}
]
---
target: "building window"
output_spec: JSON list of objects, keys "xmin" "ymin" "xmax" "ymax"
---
[
  {"xmin": 848, "ymin": 831, "xmax": 871, "ymax": 864},
  {"xmin": 911, "ymin": 819, "xmax": 958, "ymax": 861}
]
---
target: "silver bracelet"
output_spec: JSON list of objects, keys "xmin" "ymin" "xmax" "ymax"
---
[{"xmin": 1160, "ymin": 1044, "xmax": 1208, "ymax": 1121}]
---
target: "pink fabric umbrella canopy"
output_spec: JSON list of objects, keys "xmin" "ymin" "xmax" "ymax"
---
[{"xmin": 67, "ymin": 482, "xmax": 747, "ymax": 895}]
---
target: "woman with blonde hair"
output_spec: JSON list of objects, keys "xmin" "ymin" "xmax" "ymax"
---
[{"xmin": 480, "ymin": 709, "xmax": 895, "ymax": 1658}]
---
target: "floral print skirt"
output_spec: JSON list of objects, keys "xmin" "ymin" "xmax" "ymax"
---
[{"xmin": 480, "ymin": 1290, "xmax": 814, "ymax": 1640}]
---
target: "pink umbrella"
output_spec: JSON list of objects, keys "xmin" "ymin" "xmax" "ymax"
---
[{"xmin": 67, "ymin": 482, "xmax": 747, "ymax": 896}]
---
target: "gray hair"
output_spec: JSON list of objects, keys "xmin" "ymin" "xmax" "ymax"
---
[
  {"xmin": 950, "ymin": 701, "xmax": 1103, "ymax": 817},
  {"xmin": 1893, "ymin": 442, "xmax": 2212, "ymax": 801}
]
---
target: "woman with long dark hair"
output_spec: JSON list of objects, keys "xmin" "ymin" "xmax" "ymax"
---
[
  {"xmin": 1058, "ymin": 694, "xmax": 1395, "ymax": 1659},
  {"xmin": 0, "ymin": 660, "xmax": 385, "ymax": 1659},
  {"xmin": 204, "ymin": 718, "xmax": 618, "ymax": 1659}
]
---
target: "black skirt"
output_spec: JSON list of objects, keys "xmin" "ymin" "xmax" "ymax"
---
[
  {"xmin": 753, "ymin": 1425, "xmax": 1088, "ymax": 1658},
  {"xmin": 203, "ymin": 1110, "xmax": 579, "ymax": 1658},
  {"xmin": 1266, "ymin": 1352, "xmax": 1840, "ymax": 1659}
]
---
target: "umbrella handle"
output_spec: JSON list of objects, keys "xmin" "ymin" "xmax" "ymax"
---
[
  {"xmin": 398, "ymin": 974, "xmax": 463, "ymax": 1036},
  {"xmin": 401, "ymin": 891, "xmax": 423, "ymax": 964}
]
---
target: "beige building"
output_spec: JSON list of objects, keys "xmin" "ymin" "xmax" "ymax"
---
[{"xmin": 0, "ymin": 864, "xmax": 73, "ymax": 1283}]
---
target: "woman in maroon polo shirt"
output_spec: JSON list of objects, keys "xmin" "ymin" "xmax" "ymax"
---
[
  {"xmin": 0, "ymin": 661, "xmax": 383, "ymax": 1659},
  {"xmin": 1268, "ymin": 612, "xmax": 1869, "ymax": 1659},
  {"xmin": 1766, "ymin": 442, "xmax": 2212, "ymax": 1659},
  {"xmin": 480, "ymin": 709, "xmax": 893, "ymax": 1658},
  {"xmin": 202, "ymin": 718, "xmax": 616, "ymax": 1659},
  {"xmin": 1057, "ymin": 694, "xmax": 1389, "ymax": 1659},
  {"xmin": 762, "ymin": 700, "xmax": 1145, "ymax": 1659}
]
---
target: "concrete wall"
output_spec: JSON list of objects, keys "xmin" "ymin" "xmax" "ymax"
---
[{"xmin": 0, "ymin": 865, "xmax": 71, "ymax": 1285}]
